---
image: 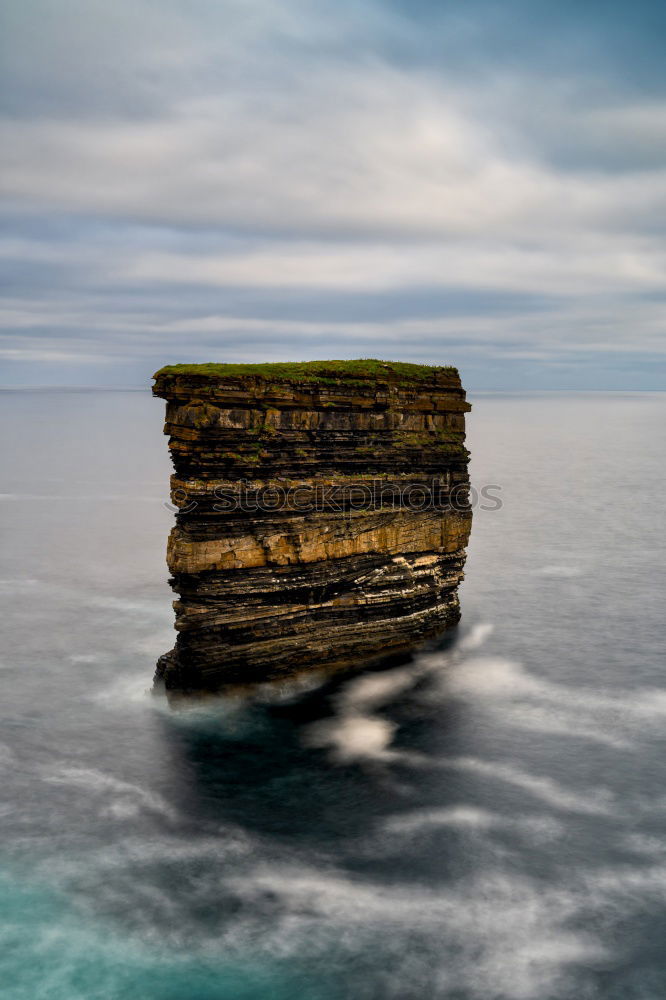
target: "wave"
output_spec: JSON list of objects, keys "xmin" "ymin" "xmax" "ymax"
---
[
  {"xmin": 382, "ymin": 806, "xmax": 563, "ymax": 841},
  {"xmin": 531, "ymin": 565, "xmax": 583, "ymax": 578},
  {"xmin": 40, "ymin": 766, "xmax": 178, "ymax": 823},
  {"xmin": 303, "ymin": 623, "xmax": 495, "ymax": 762},
  {"xmin": 435, "ymin": 756, "xmax": 616, "ymax": 815},
  {"xmin": 438, "ymin": 655, "xmax": 666, "ymax": 749}
]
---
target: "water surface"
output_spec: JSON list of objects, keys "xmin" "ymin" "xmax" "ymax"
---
[{"xmin": 1, "ymin": 389, "xmax": 665, "ymax": 999}]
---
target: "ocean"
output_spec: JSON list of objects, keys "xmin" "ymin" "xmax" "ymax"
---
[{"xmin": 1, "ymin": 388, "xmax": 665, "ymax": 1000}]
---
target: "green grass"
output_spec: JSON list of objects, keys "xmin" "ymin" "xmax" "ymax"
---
[{"xmin": 154, "ymin": 359, "xmax": 457, "ymax": 386}]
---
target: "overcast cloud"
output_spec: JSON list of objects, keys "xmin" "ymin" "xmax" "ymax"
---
[{"xmin": 1, "ymin": 0, "xmax": 665, "ymax": 387}]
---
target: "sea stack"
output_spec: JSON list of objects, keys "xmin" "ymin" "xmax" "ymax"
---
[{"xmin": 153, "ymin": 360, "xmax": 472, "ymax": 693}]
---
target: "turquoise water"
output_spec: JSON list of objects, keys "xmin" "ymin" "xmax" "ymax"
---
[
  {"xmin": 1, "ymin": 389, "xmax": 665, "ymax": 999},
  {"xmin": 0, "ymin": 873, "xmax": 331, "ymax": 1000}
]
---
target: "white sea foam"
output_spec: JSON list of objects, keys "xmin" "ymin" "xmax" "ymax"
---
[
  {"xmin": 304, "ymin": 714, "xmax": 398, "ymax": 762},
  {"xmin": 38, "ymin": 830, "xmax": 253, "ymax": 886},
  {"xmin": 220, "ymin": 864, "xmax": 606, "ymax": 1000},
  {"xmin": 445, "ymin": 656, "xmax": 666, "ymax": 719},
  {"xmin": 337, "ymin": 666, "xmax": 417, "ymax": 714},
  {"xmin": 132, "ymin": 630, "xmax": 177, "ymax": 657},
  {"xmin": 0, "ymin": 577, "xmax": 39, "ymax": 590},
  {"xmin": 304, "ymin": 659, "xmax": 420, "ymax": 762},
  {"xmin": 28, "ymin": 832, "xmax": 662, "ymax": 1000},
  {"xmin": 436, "ymin": 756, "xmax": 616, "ymax": 815},
  {"xmin": 385, "ymin": 804, "xmax": 499, "ymax": 831},
  {"xmin": 302, "ymin": 629, "xmax": 632, "ymax": 826},
  {"xmin": 336, "ymin": 620, "xmax": 496, "ymax": 717},
  {"xmin": 458, "ymin": 622, "xmax": 495, "ymax": 651},
  {"xmin": 438, "ymin": 655, "xmax": 666, "ymax": 748},
  {"xmin": 90, "ymin": 674, "xmax": 153, "ymax": 709},
  {"xmin": 303, "ymin": 622, "xmax": 495, "ymax": 762},
  {"xmin": 41, "ymin": 766, "xmax": 178, "ymax": 822},
  {"xmin": 532, "ymin": 565, "xmax": 583, "ymax": 578},
  {"xmin": 383, "ymin": 806, "xmax": 563, "ymax": 840}
]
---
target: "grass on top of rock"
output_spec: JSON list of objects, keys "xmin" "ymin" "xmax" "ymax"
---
[{"xmin": 154, "ymin": 359, "xmax": 457, "ymax": 387}]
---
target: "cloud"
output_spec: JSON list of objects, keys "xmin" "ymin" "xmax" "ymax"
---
[
  {"xmin": 1, "ymin": 0, "xmax": 665, "ymax": 386},
  {"xmin": 4, "ymin": 74, "xmax": 666, "ymax": 239}
]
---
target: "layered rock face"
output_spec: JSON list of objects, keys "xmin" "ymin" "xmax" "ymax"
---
[{"xmin": 153, "ymin": 360, "xmax": 472, "ymax": 692}]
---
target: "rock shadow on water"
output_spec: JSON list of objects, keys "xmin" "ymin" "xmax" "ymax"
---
[{"xmin": 154, "ymin": 629, "xmax": 472, "ymax": 855}]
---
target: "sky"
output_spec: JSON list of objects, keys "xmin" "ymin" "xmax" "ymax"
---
[{"xmin": 1, "ymin": 0, "xmax": 665, "ymax": 389}]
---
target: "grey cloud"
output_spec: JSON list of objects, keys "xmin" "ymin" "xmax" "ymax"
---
[{"xmin": 1, "ymin": 0, "xmax": 665, "ymax": 387}]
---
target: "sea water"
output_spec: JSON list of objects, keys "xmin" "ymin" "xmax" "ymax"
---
[{"xmin": 1, "ymin": 388, "xmax": 665, "ymax": 1000}]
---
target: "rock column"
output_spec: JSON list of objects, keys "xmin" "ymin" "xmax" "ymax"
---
[{"xmin": 153, "ymin": 361, "xmax": 472, "ymax": 692}]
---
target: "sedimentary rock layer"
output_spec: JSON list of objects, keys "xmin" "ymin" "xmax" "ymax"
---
[{"xmin": 153, "ymin": 360, "xmax": 472, "ymax": 692}]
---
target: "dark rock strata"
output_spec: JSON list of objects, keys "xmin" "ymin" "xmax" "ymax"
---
[{"xmin": 153, "ymin": 360, "xmax": 472, "ymax": 692}]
